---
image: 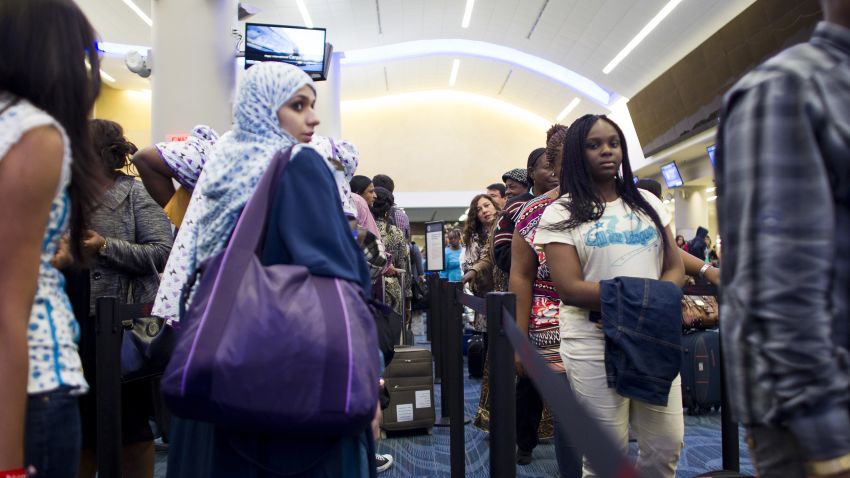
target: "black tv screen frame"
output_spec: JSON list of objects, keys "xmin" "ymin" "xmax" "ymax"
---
[
  {"xmin": 660, "ymin": 161, "xmax": 684, "ymax": 188},
  {"xmin": 245, "ymin": 22, "xmax": 330, "ymax": 81}
]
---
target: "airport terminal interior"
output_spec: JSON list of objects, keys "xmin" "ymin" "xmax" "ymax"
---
[{"xmin": 2, "ymin": 0, "xmax": 847, "ymax": 477}]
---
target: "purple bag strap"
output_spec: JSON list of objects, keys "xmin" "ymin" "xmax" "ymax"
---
[
  {"xmin": 178, "ymin": 148, "xmax": 294, "ymax": 396},
  {"xmin": 329, "ymin": 138, "xmax": 337, "ymax": 160},
  {"xmin": 228, "ymin": 148, "xmax": 293, "ymax": 254}
]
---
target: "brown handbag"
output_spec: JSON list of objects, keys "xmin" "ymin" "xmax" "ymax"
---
[{"xmin": 681, "ymin": 294, "xmax": 719, "ymax": 329}]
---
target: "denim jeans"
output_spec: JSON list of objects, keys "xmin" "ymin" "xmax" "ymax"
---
[{"xmin": 25, "ymin": 386, "xmax": 82, "ymax": 478}]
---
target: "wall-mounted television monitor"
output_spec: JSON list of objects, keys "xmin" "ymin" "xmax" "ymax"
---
[
  {"xmin": 706, "ymin": 144, "xmax": 716, "ymax": 167},
  {"xmin": 660, "ymin": 161, "xmax": 684, "ymax": 188},
  {"xmin": 245, "ymin": 23, "xmax": 330, "ymax": 81}
]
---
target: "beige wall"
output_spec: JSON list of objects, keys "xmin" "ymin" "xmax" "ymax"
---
[
  {"xmin": 93, "ymin": 86, "xmax": 152, "ymax": 147},
  {"xmin": 340, "ymin": 91, "xmax": 552, "ymax": 193}
]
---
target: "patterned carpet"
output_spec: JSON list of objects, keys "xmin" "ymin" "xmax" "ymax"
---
[
  {"xmin": 373, "ymin": 375, "xmax": 756, "ymax": 478},
  {"xmin": 154, "ymin": 335, "xmax": 756, "ymax": 477}
]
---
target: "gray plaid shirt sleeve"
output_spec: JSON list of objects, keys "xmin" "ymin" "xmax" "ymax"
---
[{"xmin": 719, "ymin": 40, "xmax": 850, "ymax": 460}]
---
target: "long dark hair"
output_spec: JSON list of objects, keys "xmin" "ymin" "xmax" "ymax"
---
[
  {"xmin": 0, "ymin": 0, "xmax": 103, "ymax": 259},
  {"xmin": 462, "ymin": 193, "xmax": 501, "ymax": 248},
  {"xmin": 90, "ymin": 119, "xmax": 138, "ymax": 178},
  {"xmin": 552, "ymin": 114, "xmax": 670, "ymax": 251}
]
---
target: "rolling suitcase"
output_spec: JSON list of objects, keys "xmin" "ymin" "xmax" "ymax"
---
[
  {"xmin": 467, "ymin": 334, "xmax": 485, "ymax": 378},
  {"xmin": 380, "ymin": 346, "xmax": 435, "ymax": 436},
  {"xmin": 681, "ymin": 329, "xmax": 722, "ymax": 414}
]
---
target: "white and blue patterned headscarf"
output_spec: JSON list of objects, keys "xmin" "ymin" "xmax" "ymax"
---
[
  {"xmin": 194, "ymin": 62, "xmax": 314, "ymax": 260},
  {"xmin": 153, "ymin": 62, "xmax": 314, "ymax": 322},
  {"xmin": 310, "ymin": 135, "xmax": 360, "ymax": 218}
]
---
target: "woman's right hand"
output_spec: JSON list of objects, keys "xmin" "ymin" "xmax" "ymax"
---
[
  {"xmin": 49, "ymin": 235, "xmax": 72, "ymax": 269},
  {"xmin": 461, "ymin": 270, "xmax": 476, "ymax": 286}
]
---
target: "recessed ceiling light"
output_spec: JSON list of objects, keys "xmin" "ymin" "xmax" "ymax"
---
[
  {"xmin": 449, "ymin": 59, "xmax": 460, "ymax": 87},
  {"xmin": 461, "ymin": 0, "xmax": 475, "ymax": 28},
  {"xmin": 295, "ymin": 0, "xmax": 314, "ymax": 29},
  {"xmin": 556, "ymin": 98, "xmax": 581, "ymax": 122},
  {"xmin": 707, "ymin": 195, "xmax": 717, "ymax": 202},
  {"xmin": 100, "ymin": 69, "xmax": 116, "ymax": 83},
  {"xmin": 705, "ymin": 186, "xmax": 716, "ymax": 192},
  {"xmin": 602, "ymin": 0, "xmax": 682, "ymax": 75},
  {"xmin": 120, "ymin": 0, "xmax": 152, "ymax": 27}
]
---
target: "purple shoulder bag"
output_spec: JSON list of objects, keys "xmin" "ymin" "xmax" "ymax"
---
[{"xmin": 160, "ymin": 149, "xmax": 380, "ymax": 436}]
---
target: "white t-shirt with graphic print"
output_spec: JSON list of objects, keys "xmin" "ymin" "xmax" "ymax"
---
[{"xmin": 533, "ymin": 189, "xmax": 672, "ymax": 358}]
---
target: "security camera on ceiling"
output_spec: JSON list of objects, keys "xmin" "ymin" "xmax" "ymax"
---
[{"xmin": 125, "ymin": 50, "xmax": 151, "ymax": 78}]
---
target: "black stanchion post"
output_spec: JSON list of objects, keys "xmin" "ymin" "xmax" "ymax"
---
[
  {"xmin": 487, "ymin": 292, "xmax": 517, "ymax": 478},
  {"xmin": 449, "ymin": 283, "xmax": 466, "ymax": 478},
  {"xmin": 435, "ymin": 279, "xmax": 451, "ymax": 426},
  {"xmin": 95, "ymin": 297, "xmax": 122, "ymax": 478},
  {"xmin": 720, "ymin": 342, "xmax": 740, "ymax": 471},
  {"xmin": 429, "ymin": 274, "xmax": 442, "ymax": 383}
]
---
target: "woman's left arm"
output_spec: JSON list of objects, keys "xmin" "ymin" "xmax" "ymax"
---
[
  {"xmin": 659, "ymin": 225, "xmax": 686, "ymax": 287},
  {"xmin": 99, "ymin": 182, "xmax": 174, "ymax": 274}
]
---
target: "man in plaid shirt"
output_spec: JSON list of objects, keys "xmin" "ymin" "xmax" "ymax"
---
[{"xmin": 717, "ymin": 2, "xmax": 850, "ymax": 477}]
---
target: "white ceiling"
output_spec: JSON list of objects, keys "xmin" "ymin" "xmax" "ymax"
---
[{"xmin": 77, "ymin": 0, "xmax": 755, "ymax": 124}]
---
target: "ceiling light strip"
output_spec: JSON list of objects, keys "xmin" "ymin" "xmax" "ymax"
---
[
  {"xmin": 342, "ymin": 90, "xmax": 551, "ymax": 131},
  {"xmin": 526, "ymin": 0, "xmax": 550, "ymax": 39},
  {"xmin": 556, "ymin": 97, "xmax": 581, "ymax": 122},
  {"xmin": 295, "ymin": 0, "xmax": 314, "ymax": 29},
  {"xmin": 461, "ymin": 0, "xmax": 475, "ymax": 28},
  {"xmin": 449, "ymin": 59, "xmax": 460, "ymax": 87},
  {"xmin": 602, "ymin": 0, "xmax": 683, "ymax": 75},
  {"xmin": 120, "ymin": 0, "xmax": 152, "ymax": 27},
  {"xmin": 341, "ymin": 39, "xmax": 613, "ymax": 105}
]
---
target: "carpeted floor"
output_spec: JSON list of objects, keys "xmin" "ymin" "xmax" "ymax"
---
[
  {"xmin": 154, "ymin": 334, "xmax": 756, "ymax": 477},
  {"xmin": 373, "ymin": 375, "xmax": 755, "ymax": 478}
]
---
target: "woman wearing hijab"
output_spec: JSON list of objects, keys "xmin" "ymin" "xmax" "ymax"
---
[{"xmin": 158, "ymin": 62, "xmax": 376, "ymax": 478}]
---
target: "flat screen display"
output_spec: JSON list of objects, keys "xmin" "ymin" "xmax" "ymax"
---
[
  {"xmin": 245, "ymin": 23, "xmax": 327, "ymax": 77},
  {"xmin": 706, "ymin": 145, "xmax": 716, "ymax": 167},
  {"xmin": 660, "ymin": 162, "xmax": 684, "ymax": 188}
]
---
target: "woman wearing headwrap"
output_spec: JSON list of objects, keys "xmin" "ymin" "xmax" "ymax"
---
[
  {"xmin": 160, "ymin": 62, "xmax": 376, "ymax": 478},
  {"xmin": 310, "ymin": 135, "xmax": 359, "ymax": 218}
]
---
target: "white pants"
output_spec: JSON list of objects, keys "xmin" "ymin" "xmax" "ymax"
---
[{"xmin": 561, "ymin": 337, "xmax": 684, "ymax": 478}]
